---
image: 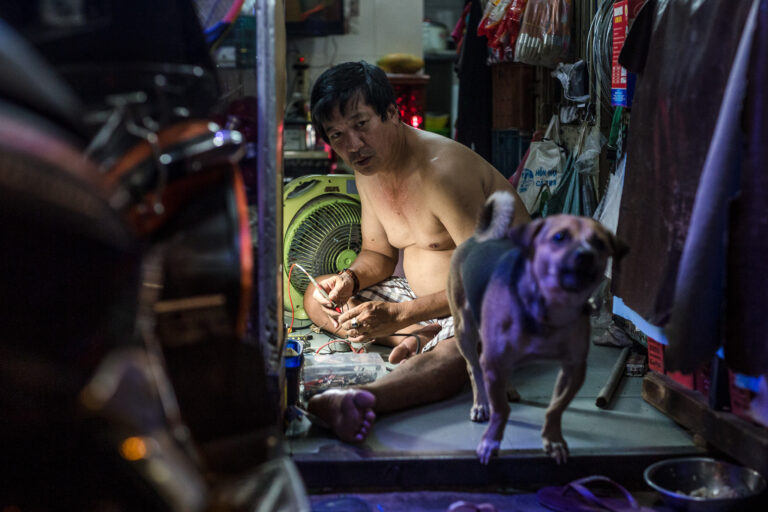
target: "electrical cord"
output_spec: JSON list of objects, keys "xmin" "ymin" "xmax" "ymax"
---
[
  {"xmin": 314, "ymin": 338, "xmax": 358, "ymax": 354},
  {"xmin": 312, "ymin": 333, "xmax": 424, "ymax": 358},
  {"xmin": 287, "ymin": 263, "xmax": 298, "ymax": 334}
]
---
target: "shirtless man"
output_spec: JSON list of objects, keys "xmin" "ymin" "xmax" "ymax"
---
[{"xmin": 303, "ymin": 61, "xmax": 530, "ymax": 443}]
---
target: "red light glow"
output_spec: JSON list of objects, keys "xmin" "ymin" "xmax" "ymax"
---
[{"xmin": 393, "ymin": 84, "xmax": 425, "ymax": 129}]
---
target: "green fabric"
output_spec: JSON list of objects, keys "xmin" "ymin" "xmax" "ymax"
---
[{"xmin": 608, "ymin": 106, "xmax": 624, "ymax": 148}]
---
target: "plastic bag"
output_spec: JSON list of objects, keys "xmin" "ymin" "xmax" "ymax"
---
[
  {"xmin": 551, "ymin": 60, "xmax": 589, "ymax": 102},
  {"xmin": 516, "ymin": 115, "xmax": 566, "ymax": 215},
  {"xmin": 509, "ymin": 128, "xmax": 543, "ymax": 189},
  {"xmin": 593, "ymin": 154, "xmax": 626, "ymax": 232},
  {"xmin": 514, "ymin": 0, "xmax": 571, "ymax": 68},
  {"xmin": 593, "ymin": 154, "xmax": 626, "ymax": 279},
  {"xmin": 541, "ymin": 122, "xmax": 603, "ymax": 217}
]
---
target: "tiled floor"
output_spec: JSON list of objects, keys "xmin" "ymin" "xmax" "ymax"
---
[{"xmin": 285, "ymin": 318, "xmax": 703, "ymax": 497}]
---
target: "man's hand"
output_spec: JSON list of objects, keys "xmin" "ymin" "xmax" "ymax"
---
[
  {"xmin": 337, "ymin": 301, "xmax": 403, "ymax": 343},
  {"xmin": 312, "ymin": 273, "xmax": 356, "ymax": 327}
]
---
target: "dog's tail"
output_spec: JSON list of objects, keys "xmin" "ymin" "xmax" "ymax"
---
[{"xmin": 474, "ymin": 190, "xmax": 517, "ymax": 242}]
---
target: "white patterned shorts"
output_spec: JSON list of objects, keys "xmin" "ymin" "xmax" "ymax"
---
[{"xmin": 355, "ymin": 276, "xmax": 455, "ymax": 353}]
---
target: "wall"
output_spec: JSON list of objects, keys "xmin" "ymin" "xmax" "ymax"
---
[
  {"xmin": 424, "ymin": 0, "xmax": 462, "ymax": 29},
  {"xmin": 287, "ymin": 0, "xmax": 423, "ymax": 91}
]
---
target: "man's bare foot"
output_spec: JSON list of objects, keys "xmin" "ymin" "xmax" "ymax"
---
[
  {"xmin": 307, "ymin": 389, "xmax": 376, "ymax": 443},
  {"xmin": 388, "ymin": 324, "xmax": 442, "ymax": 364}
]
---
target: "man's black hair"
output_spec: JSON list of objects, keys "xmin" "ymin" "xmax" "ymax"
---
[{"xmin": 310, "ymin": 60, "xmax": 398, "ymax": 143}]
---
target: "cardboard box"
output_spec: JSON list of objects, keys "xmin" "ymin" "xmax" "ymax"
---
[
  {"xmin": 728, "ymin": 370, "xmax": 758, "ymax": 423},
  {"xmin": 646, "ymin": 336, "xmax": 695, "ymax": 389},
  {"xmin": 647, "ymin": 336, "xmax": 665, "ymax": 374}
]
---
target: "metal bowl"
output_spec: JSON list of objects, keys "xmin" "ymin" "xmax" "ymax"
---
[{"xmin": 644, "ymin": 457, "xmax": 766, "ymax": 511}]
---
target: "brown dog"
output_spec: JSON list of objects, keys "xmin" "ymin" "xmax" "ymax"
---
[{"xmin": 447, "ymin": 191, "xmax": 627, "ymax": 464}]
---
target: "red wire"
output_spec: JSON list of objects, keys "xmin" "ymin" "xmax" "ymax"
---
[
  {"xmin": 223, "ymin": 0, "xmax": 246, "ymax": 23},
  {"xmin": 288, "ymin": 263, "xmax": 296, "ymax": 334},
  {"xmin": 301, "ymin": 3, "xmax": 326, "ymax": 21},
  {"xmin": 289, "ymin": 264, "xmax": 358, "ymax": 350},
  {"xmin": 315, "ymin": 339, "xmax": 364, "ymax": 354}
]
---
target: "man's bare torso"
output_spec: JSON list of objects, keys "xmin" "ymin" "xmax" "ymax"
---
[{"xmin": 356, "ymin": 126, "xmax": 520, "ymax": 297}]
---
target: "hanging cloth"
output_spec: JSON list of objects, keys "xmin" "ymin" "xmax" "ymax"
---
[
  {"xmin": 612, "ymin": 0, "xmax": 755, "ymax": 326},
  {"xmin": 456, "ymin": 0, "xmax": 493, "ymax": 161},
  {"xmin": 663, "ymin": 0, "xmax": 760, "ymax": 373},
  {"xmin": 725, "ymin": 0, "xmax": 768, "ymax": 375}
]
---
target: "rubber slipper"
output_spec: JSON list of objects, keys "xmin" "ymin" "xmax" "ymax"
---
[
  {"xmin": 447, "ymin": 501, "xmax": 497, "ymax": 512},
  {"xmin": 537, "ymin": 475, "xmax": 655, "ymax": 512}
]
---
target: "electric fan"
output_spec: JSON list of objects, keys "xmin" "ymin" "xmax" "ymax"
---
[{"xmin": 283, "ymin": 174, "xmax": 361, "ymax": 320}]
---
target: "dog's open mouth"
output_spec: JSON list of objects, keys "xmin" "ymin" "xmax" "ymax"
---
[{"xmin": 558, "ymin": 268, "xmax": 599, "ymax": 292}]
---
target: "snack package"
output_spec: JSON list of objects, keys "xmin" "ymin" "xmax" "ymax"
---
[
  {"xmin": 478, "ymin": 0, "xmax": 513, "ymax": 38},
  {"xmin": 490, "ymin": 0, "xmax": 528, "ymax": 50}
]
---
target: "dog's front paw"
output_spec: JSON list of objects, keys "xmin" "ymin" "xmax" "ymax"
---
[
  {"xmin": 470, "ymin": 403, "xmax": 490, "ymax": 422},
  {"xmin": 476, "ymin": 438, "xmax": 500, "ymax": 465},
  {"xmin": 542, "ymin": 436, "xmax": 569, "ymax": 465}
]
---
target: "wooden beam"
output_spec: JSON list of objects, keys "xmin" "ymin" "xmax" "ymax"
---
[{"xmin": 643, "ymin": 371, "xmax": 768, "ymax": 477}]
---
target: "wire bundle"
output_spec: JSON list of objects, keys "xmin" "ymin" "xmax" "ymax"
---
[{"xmin": 586, "ymin": 0, "xmax": 615, "ymax": 116}]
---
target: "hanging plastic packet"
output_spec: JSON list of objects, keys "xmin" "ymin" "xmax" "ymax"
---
[
  {"xmin": 489, "ymin": 0, "xmax": 529, "ymax": 62},
  {"xmin": 514, "ymin": 0, "xmax": 571, "ymax": 68},
  {"xmin": 478, "ymin": 0, "xmax": 513, "ymax": 38}
]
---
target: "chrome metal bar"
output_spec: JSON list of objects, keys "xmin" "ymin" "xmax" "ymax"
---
[{"xmin": 255, "ymin": 0, "xmax": 286, "ymax": 364}]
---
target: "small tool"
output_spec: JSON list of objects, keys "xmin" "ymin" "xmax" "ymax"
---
[{"xmin": 294, "ymin": 263, "xmax": 342, "ymax": 313}]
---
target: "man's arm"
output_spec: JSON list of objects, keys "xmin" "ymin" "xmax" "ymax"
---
[{"xmin": 387, "ymin": 289, "xmax": 451, "ymax": 326}]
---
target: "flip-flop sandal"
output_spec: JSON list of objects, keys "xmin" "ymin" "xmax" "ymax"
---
[
  {"xmin": 537, "ymin": 475, "xmax": 656, "ymax": 512},
  {"xmin": 447, "ymin": 501, "xmax": 498, "ymax": 512}
]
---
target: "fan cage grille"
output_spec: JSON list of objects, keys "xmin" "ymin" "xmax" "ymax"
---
[{"xmin": 285, "ymin": 199, "xmax": 362, "ymax": 296}]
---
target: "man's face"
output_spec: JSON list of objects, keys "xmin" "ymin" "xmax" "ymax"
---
[{"xmin": 321, "ymin": 95, "xmax": 399, "ymax": 175}]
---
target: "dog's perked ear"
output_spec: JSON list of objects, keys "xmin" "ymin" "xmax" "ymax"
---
[
  {"xmin": 608, "ymin": 234, "xmax": 629, "ymax": 261},
  {"xmin": 510, "ymin": 218, "xmax": 546, "ymax": 258},
  {"xmin": 605, "ymin": 232, "xmax": 629, "ymax": 278}
]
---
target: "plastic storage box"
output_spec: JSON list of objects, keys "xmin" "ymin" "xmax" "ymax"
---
[{"xmin": 301, "ymin": 352, "xmax": 387, "ymax": 400}]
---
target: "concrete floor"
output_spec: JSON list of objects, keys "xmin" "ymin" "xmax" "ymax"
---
[{"xmin": 284, "ymin": 318, "xmax": 703, "ymax": 508}]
